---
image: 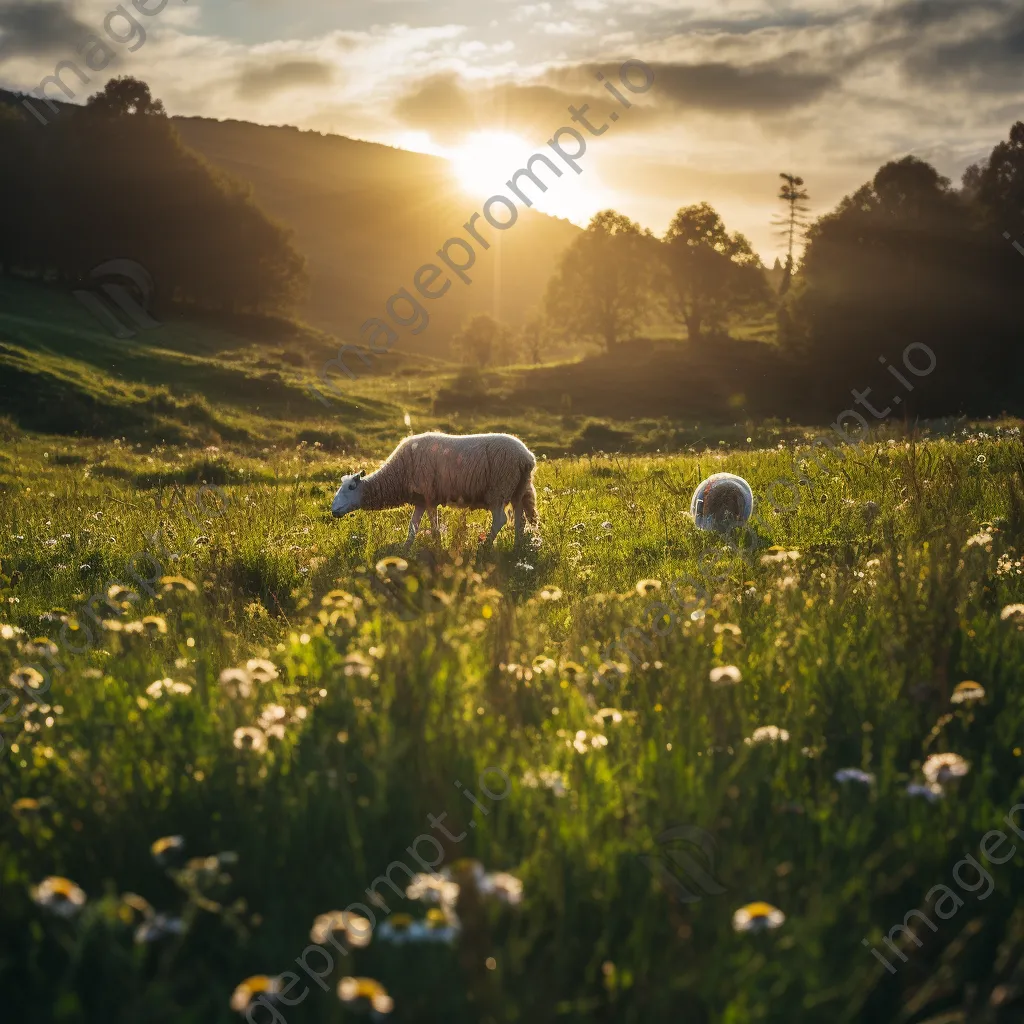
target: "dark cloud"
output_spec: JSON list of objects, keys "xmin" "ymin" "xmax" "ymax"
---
[
  {"xmin": 871, "ymin": 0, "xmax": 1000, "ymax": 33},
  {"xmin": 594, "ymin": 59, "xmax": 836, "ymax": 114},
  {"xmin": 827, "ymin": 0, "xmax": 1024, "ymax": 91},
  {"xmin": 393, "ymin": 0, "xmax": 1023, "ymax": 143},
  {"xmin": 393, "ymin": 73, "xmax": 475, "ymax": 137},
  {"xmin": 393, "ymin": 73, "xmax": 595, "ymax": 141},
  {"xmin": 0, "ymin": 0, "xmax": 87, "ymax": 60},
  {"xmin": 237, "ymin": 59, "xmax": 335, "ymax": 99},
  {"xmin": 897, "ymin": 2, "xmax": 1024, "ymax": 87},
  {"xmin": 393, "ymin": 56, "xmax": 834, "ymax": 143}
]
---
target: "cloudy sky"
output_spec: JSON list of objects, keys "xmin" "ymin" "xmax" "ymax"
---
[{"xmin": 1, "ymin": 0, "xmax": 1022, "ymax": 259}]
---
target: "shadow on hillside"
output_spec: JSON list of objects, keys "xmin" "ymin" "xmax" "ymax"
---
[{"xmin": 513, "ymin": 337, "xmax": 804, "ymax": 422}]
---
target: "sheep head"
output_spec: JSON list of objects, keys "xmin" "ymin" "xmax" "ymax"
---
[{"xmin": 331, "ymin": 470, "xmax": 366, "ymax": 518}]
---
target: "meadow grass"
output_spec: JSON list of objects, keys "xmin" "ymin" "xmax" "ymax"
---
[{"xmin": 3, "ymin": 424, "xmax": 1024, "ymax": 1023}]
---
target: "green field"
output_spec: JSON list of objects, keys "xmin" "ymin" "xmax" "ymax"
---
[{"xmin": 3, "ymin": 417, "xmax": 1024, "ymax": 1023}]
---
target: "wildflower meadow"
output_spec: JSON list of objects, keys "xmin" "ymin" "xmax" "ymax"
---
[{"xmin": 4, "ymin": 422, "xmax": 1024, "ymax": 1022}]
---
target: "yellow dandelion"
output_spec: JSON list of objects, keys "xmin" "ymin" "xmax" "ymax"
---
[
  {"xmin": 246, "ymin": 659, "xmax": 278, "ymax": 683},
  {"xmin": 146, "ymin": 678, "xmax": 169, "ymax": 698},
  {"xmin": 375, "ymin": 556, "xmax": 408, "ymax": 575},
  {"xmin": 31, "ymin": 876, "xmax": 87, "ymax": 917},
  {"xmin": 337, "ymin": 977, "xmax": 394, "ymax": 1015},
  {"xmin": 406, "ymin": 873, "xmax": 460, "ymax": 906},
  {"xmin": 10, "ymin": 666, "xmax": 45, "ymax": 692},
  {"xmin": 923, "ymin": 752, "xmax": 969, "ymax": 785},
  {"xmin": 159, "ymin": 575, "xmax": 198, "ymax": 594},
  {"xmin": 230, "ymin": 975, "xmax": 281, "ymax": 1013},
  {"xmin": 219, "ymin": 668, "xmax": 253, "ymax": 699},
  {"xmin": 150, "ymin": 835, "xmax": 185, "ymax": 864},
  {"xmin": 257, "ymin": 704, "xmax": 287, "ymax": 729},
  {"xmin": 120, "ymin": 891, "xmax": 154, "ymax": 922},
  {"xmin": 141, "ymin": 615, "xmax": 167, "ymax": 635},
  {"xmin": 951, "ymin": 680, "xmax": 985, "ymax": 705},
  {"xmin": 310, "ymin": 910, "xmax": 372, "ymax": 947},
  {"xmin": 1000, "ymin": 604, "xmax": 1024, "ymax": 624},
  {"xmin": 760, "ymin": 549, "xmax": 800, "ymax": 565},
  {"xmin": 218, "ymin": 667, "xmax": 251, "ymax": 700},
  {"xmin": 714, "ymin": 622, "xmax": 742, "ymax": 636},
  {"xmin": 572, "ymin": 729, "xmax": 608, "ymax": 753},
  {"xmin": 425, "ymin": 907, "xmax": 448, "ymax": 928},
  {"xmin": 26, "ymin": 636, "xmax": 59, "ymax": 658},
  {"xmin": 732, "ymin": 901, "xmax": 785, "ymax": 932},
  {"xmin": 13, "ymin": 797, "xmax": 42, "ymax": 815},
  {"xmin": 636, "ymin": 579, "xmax": 662, "ymax": 597},
  {"xmin": 560, "ymin": 660, "xmax": 585, "ymax": 677},
  {"xmin": 232, "ymin": 727, "xmax": 268, "ymax": 753},
  {"xmin": 744, "ymin": 725, "xmax": 789, "ymax": 745},
  {"xmin": 479, "ymin": 870, "xmax": 524, "ymax": 905},
  {"xmin": 710, "ymin": 665, "xmax": 742, "ymax": 686},
  {"xmin": 596, "ymin": 661, "xmax": 628, "ymax": 686},
  {"xmin": 965, "ymin": 530, "xmax": 994, "ymax": 549},
  {"xmin": 343, "ymin": 653, "xmax": 372, "ymax": 678}
]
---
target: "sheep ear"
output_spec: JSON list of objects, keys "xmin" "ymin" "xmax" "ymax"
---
[{"xmin": 358, "ymin": 470, "xmax": 366, "ymax": 479}]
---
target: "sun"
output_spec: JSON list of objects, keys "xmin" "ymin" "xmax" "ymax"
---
[
  {"xmin": 445, "ymin": 129, "xmax": 617, "ymax": 226},
  {"xmin": 448, "ymin": 131, "xmax": 536, "ymax": 198}
]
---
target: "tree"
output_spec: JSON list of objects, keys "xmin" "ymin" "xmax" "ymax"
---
[
  {"xmin": 85, "ymin": 76, "xmax": 166, "ymax": 119},
  {"xmin": 452, "ymin": 313, "xmax": 515, "ymax": 367},
  {"xmin": 662, "ymin": 203, "xmax": 769, "ymax": 340},
  {"xmin": 779, "ymin": 154, "xmax": 1019, "ymax": 416},
  {"xmin": 520, "ymin": 311, "xmax": 546, "ymax": 364},
  {"xmin": 962, "ymin": 120, "xmax": 1024, "ymax": 239},
  {"xmin": 0, "ymin": 78, "xmax": 307, "ymax": 316},
  {"xmin": 773, "ymin": 173, "xmax": 810, "ymax": 294},
  {"xmin": 544, "ymin": 210, "xmax": 657, "ymax": 352}
]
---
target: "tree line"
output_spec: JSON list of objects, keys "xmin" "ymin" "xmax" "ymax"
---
[
  {"xmin": 0, "ymin": 77, "xmax": 307, "ymax": 316},
  {"xmin": 455, "ymin": 121, "xmax": 1024, "ymax": 420}
]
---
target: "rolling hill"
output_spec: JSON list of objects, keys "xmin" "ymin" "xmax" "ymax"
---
[
  {"xmin": 0, "ymin": 88, "xmax": 580, "ymax": 359},
  {"xmin": 171, "ymin": 117, "xmax": 579, "ymax": 353}
]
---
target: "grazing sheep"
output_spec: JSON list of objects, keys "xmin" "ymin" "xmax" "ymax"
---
[
  {"xmin": 690, "ymin": 473, "xmax": 753, "ymax": 532},
  {"xmin": 331, "ymin": 432, "xmax": 538, "ymax": 547}
]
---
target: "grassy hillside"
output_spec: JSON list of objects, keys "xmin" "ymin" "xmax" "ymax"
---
[
  {"xmin": 0, "ymin": 278, "xmax": 815, "ymax": 455},
  {"xmin": 0, "ymin": 89, "xmax": 580, "ymax": 353},
  {"xmin": 172, "ymin": 117, "xmax": 580, "ymax": 348},
  {"xmin": 2, "ymin": 427, "xmax": 1024, "ymax": 1023},
  {"xmin": 0, "ymin": 278, "xmax": 440, "ymax": 448}
]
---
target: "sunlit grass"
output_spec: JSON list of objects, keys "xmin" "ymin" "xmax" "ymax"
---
[{"xmin": 2, "ymin": 425, "xmax": 1024, "ymax": 1022}]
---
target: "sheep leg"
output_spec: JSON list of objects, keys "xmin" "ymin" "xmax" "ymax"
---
[
  {"xmin": 405, "ymin": 505, "xmax": 425, "ymax": 548},
  {"xmin": 487, "ymin": 504, "xmax": 508, "ymax": 544},
  {"xmin": 514, "ymin": 501, "xmax": 526, "ymax": 548},
  {"xmin": 427, "ymin": 506, "xmax": 441, "ymax": 535}
]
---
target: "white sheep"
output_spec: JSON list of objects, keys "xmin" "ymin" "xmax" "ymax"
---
[{"xmin": 331, "ymin": 432, "xmax": 538, "ymax": 547}]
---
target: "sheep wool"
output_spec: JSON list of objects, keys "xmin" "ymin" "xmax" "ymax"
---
[
  {"xmin": 332, "ymin": 432, "xmax": 538, "ymax": 546},
  {"xmin": 690, "ymin": 473, "xmax": 753, "ymax": 532}
]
